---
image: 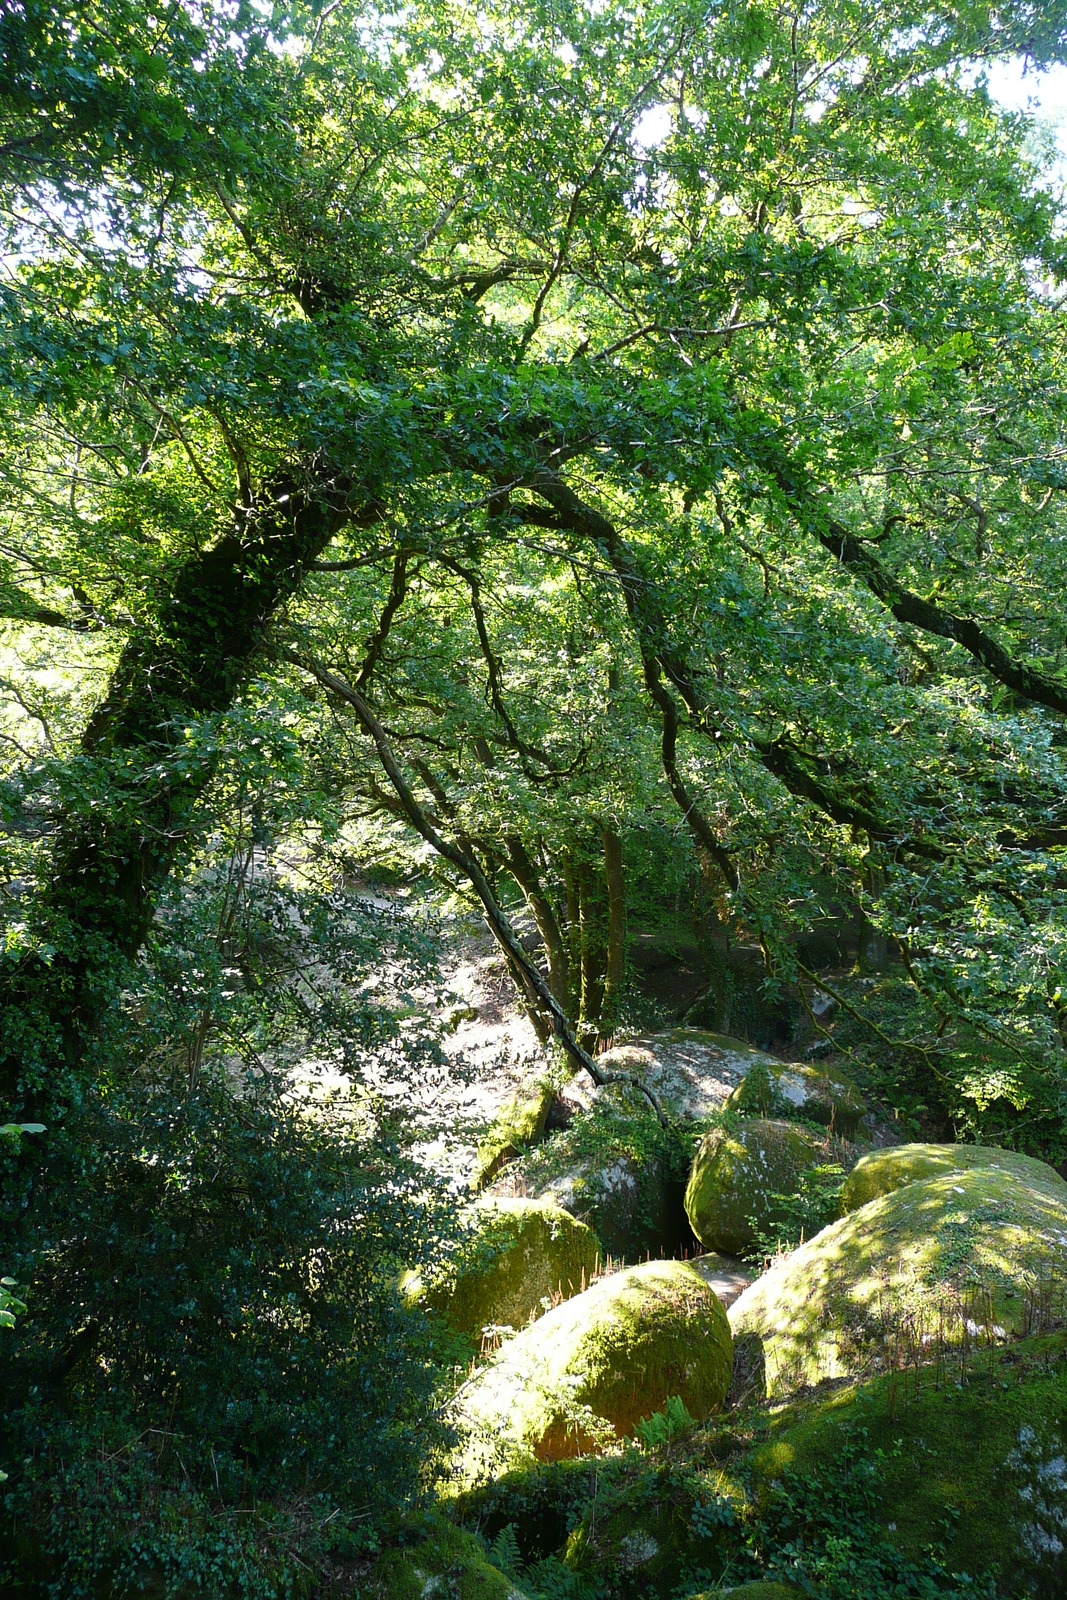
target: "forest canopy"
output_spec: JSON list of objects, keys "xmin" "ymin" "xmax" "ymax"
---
[{"xmin": 2, "ymin": 0, "xmax": 1067, "ymax": 1592}]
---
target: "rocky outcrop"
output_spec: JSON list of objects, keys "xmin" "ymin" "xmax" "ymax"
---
[
  {"xmin": 730, "ymin": 1166, "xmax": 1067, "ymax": 1396},
  {"xmin": 594, "ymin": 1030, "xmax": 790, "ymax": 1121},
  {"xmin": 490, "ymin": 1093, "xmax": 689, "ymax": 1262},
  {"xmin": 456, "ymin": 1259, "xmax": 733, "ymax": 1479},
  {"xmin": 724, "ymin": 1057, "xmax": 865, "ymax": 1136},
  {"xmin": 746, "ymin": 1330, "xmax": 1067, "ymax": 1600}
]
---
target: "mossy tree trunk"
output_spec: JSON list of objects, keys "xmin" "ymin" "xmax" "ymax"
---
[{"xmin": 2, "ymin": 472, "xmax": 358, "ymax": 1110}]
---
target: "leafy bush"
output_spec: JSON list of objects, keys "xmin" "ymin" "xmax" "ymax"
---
[
  {"xmin": 0, "ymin": 1072, "xmax": 454, "ymax": 1596},
  {"xmin": 743, "ymin": 1161, "xmax": 847, "ymax": 1265}
]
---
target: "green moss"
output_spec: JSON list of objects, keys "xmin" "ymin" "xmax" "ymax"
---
[
  {"xmin": 410, "ymin": 1198, "xmax": 601, "ymax": 1345},
  {"xmin": 494, "ymin": 1095, "xmax": 689, "ymax": 1262},
  {"xmin": 369, "ymin": 1522, "xmax": 532, "ymax": 1600},
  {"xmin": 725, "ymin": 1060, "xmax": 865, "ymax": 1137},
  {"xmin": 840, "ymin": 1140, "xmax": 1067, "ymax": 1213},
  {"xmin": 685, "ymin": 1119, "xmax": 844, "ymax": 1257},
  {"xmin": 563, "ymin": 1491, "xmax": 731, "ymax": 1599},
  {"xmin": 457, "ymin": 1260, "xmax": 733, "ymax": 1480},
  {"xmin": 729, "ymin": 1166, "xmax": 1067, "ymax": 1396},
  {"xmin": 746, "ymin": 1332, "xmax": 1067, "ymax": 1599},
  {"xmin": 717, "ymin": 1585, "xmax": 806, "ymax": 1599},
  {"xmin": 472, "ymin": 1081, "xmax": 555, "ymax": 1190}
]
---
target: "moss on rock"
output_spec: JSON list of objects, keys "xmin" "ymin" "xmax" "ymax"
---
[
  {"xmin": 840, "ymin": 1140, "xmax": 1067, "ymax": 1214},
  {"xmin": 729, "ymin": 1166, "xmax": 1067, "ymax": 1396},
  {"xmin": 724, "ymin": 1058, "xmax": 865, "ymax": 1137},
  {"xmin": 368, "ymin": 1521, "xmax": 533, "ymax": 1600},
  {"xmin": 456, "ymin": 1260, "xmax": 733, "ymax": 1479},
  {"xmin": 414, "ymin": 1198, "xmax": 601, "ymax": 1344},
  {"xmin": 492, "ymin": 1095, "xmax": 689, "ymax": 1262},
  {"xmin": 719, "ymin": 1585, "xmax": 806, "ymax": 1599},
  {"xmin": 684, "ymin": 1118, "xmax": 844, "ymax": 1257},
  {"xmin": 746, "ymin": 1331, "xmax": 1067, "ymax": 1599},
  {"xmin": 472, "ymin": 1081, "xmax": 554, "ymax": 1190}
]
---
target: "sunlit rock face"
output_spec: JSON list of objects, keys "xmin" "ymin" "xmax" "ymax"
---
[
  {"xmin": 730, "ymin": 1166, "xmax": 1067, "ymax": 1397},
  {"xmin": 455, "ymin": 1259, "xmax": 732, "ymax": 1481}
]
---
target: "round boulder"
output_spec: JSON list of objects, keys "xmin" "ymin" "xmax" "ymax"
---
[
  {"xmin": 840, "ymin": 1141, "xmax": 1067, "ymax": 1214},
  {"xmin": 406, "ymin": 1197, "xmax": 601, "ymax": 1345},
  {"xmin": 724, "ymin": 1058, "xmax": 865, "ymax": 1137},
  {"xmin": 729, "ymin": 1166, "xmax": 1067, "ymax": 1396},
  {"xmin": 370, "ymin": 1521, "xmax": 533, "ymax": 1600},
  {"xmin": 685, "ymin": 1118, "xmax": 843, "ymax": 1257},
  {"xmin": 457, "ymin": 1259, "xmax": 732, "ymax": 1478}
]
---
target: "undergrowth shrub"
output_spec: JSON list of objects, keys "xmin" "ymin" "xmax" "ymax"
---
[{"xmin": 0, "ymin": 1073, "xmax": 455, "ymax": 1597}]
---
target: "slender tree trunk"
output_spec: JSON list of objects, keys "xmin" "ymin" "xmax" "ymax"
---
[
  {"xmin": 562, "ymin": 850, "xmax": 582, "ymax": 1018},
  {"xmin": 577, "ymin": 853, "xmax": 607, "ymax": 1048},
  {"xmin": 600, "ymin": 825, "xmax": 627, "ymax": 1035},
  {"xmin": 505, "ymin": 835, "xmax": 571, "ymax": 1007}
]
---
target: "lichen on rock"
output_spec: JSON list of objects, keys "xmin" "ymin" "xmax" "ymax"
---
[
  {"xmin": 729, "ymin": 1166, "xmax": 1067, "ymax": 1396},
  {"xmin": 724, "ymin": 1057, "xmax": 865, "ymax": 1137},
  {"xmin": 685, "ymin": 1117, "xmax": 847, "ymax": 1257},
  {"xmin": 595, "ymin": 1030, "xmax": 786, "ymax": 1122},
  {"xmin": 406, "ymin": 1196, "xmax": 601, "ymax": 1345},
  {"xmin": 455, "ymin": 1259, "xmax": 732, "ymax": 1480},
  {"xmin": 840, "ymin": 1140, "xmax": 1067, "ymax": 1214}
]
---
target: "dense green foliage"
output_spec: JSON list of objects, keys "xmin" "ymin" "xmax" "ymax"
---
[{"xmin": 2, "ymin": 0, "xmax": 1067, "ymax": 1591}]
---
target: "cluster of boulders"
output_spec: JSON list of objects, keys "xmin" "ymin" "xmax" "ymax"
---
[{"xmin": 374, "ymin": 1030, "xmax": 1067, "ymax": 1597}]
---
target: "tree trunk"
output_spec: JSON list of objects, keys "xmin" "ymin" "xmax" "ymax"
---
[
  {"xmin": 505, "ymin": 835, "xmax": 571, "ymax": 1007},
  {"xmin": 600, "ymin": 825, "xmax": 627, "ymax": 1035},
  {"xmin": 2, "ymin": 471, "xmax": 358, "ymax": 1109},
  {"xmin": 577, "ymin": 853, "xmax": 607, "ymax": 1048}
]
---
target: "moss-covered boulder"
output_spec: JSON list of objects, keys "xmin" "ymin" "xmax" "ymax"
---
[
  {"xmin": 456, "ymin": 1260, "xmax": 733, "ymax": 1479},
  {"xmin": 368, "ymin": 1521, "xmax": 533, "ymax": 1600},
  {"xmin": 472, "ymin": 1080, "xmax": 555, "ymax": 1190},
  {"xmin": 560, "ymin": 1479, "xmax": 746, "ymax": 1599},
  {"xmin": 684, "ymin": 1118, "xmax": 845, "ymax": 1257},
  {"xmin": 730, "ymin": 1166, "xmax": 1067, "ymax": 1396},
  {"xmin": 724, "ymin": 1058, "xmax": 865, "ymax": 1137},
  {"xmin": 491, "ymin": 1094, "xmax": 689, "ymax": 1262},
  {"xmin": 840, "ymin": 1140, "xmax": 1067, "ymax": 1214},
  {"xmin": 718, "ymin": 1586, "xmax": 806, "ymax": 1599},
  {"xmin": 411, "ymin": 1198, "xmax": 601, "ymax": 1344},
  {"xmin": 746, "ymin": 1331, "xmax": 1067, "ymax": 1599}
]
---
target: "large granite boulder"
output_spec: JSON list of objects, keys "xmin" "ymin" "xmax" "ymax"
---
[
  {"xmin": 685, "ymin": 1118, "xmax": 846, "ymax": 1257},
  {"xmin": 724, "ymin": 1057, "xmax": 865, "ymax": 1137},
  {"xmin": 490, "ymin": 1094, "xmax": 690, "ymax": 1262},
  {"xmin": 593, "ymin": 1030, "xmax": 790, "ymax": 1121},
  {"xmin": 456, "ymin": 1260, "xmax": 732, "ymax": 1480},
  {"xmin": 405, "ymin": 1197, "xmax": 601, "ymax": 1345},
  {"xmin": 840, "ymin": 1140, "xmax": 1067, "ymax": 1214},
  {"xmin": 730, "ymin": 1166, "xmax": 1067, "ymax": 1396}
]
